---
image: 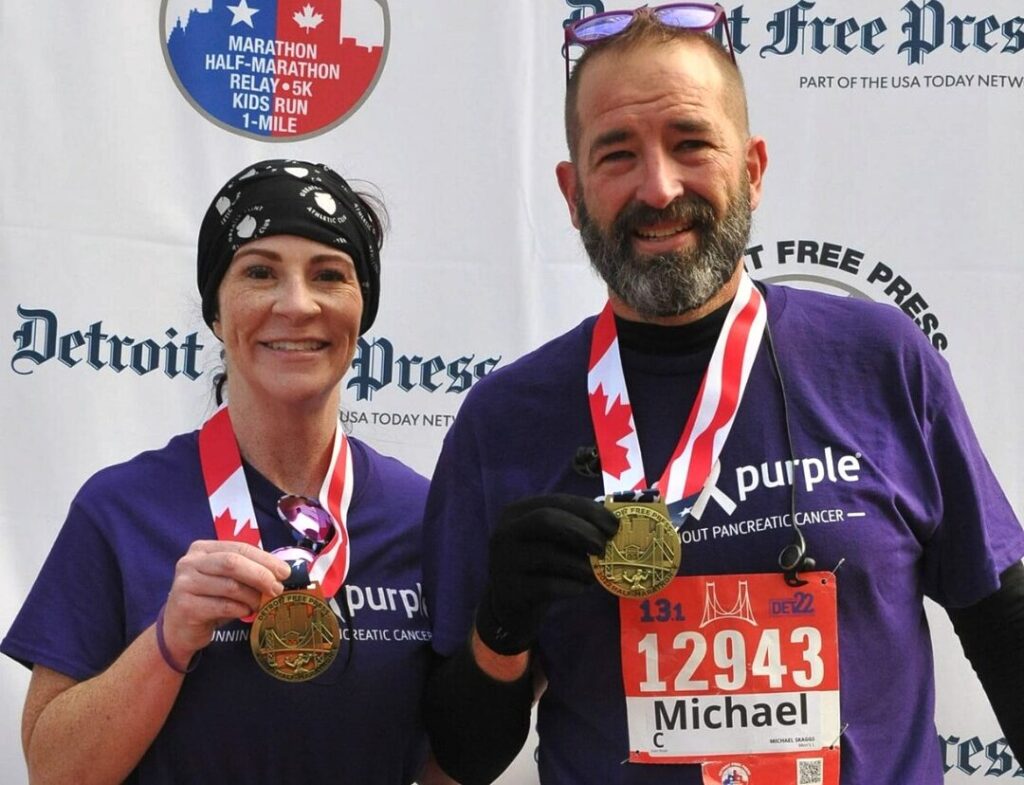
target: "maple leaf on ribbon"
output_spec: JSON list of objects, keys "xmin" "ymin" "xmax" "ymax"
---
[
  {"xmin": 213, "ymin": 509, "xmax": 237, "ymax": 539},
  {"xmin": 293, "ymin": 4, "xmax": 323, "ymax": 32},
  {"xmin": 214, "ymin": 509, "xmax": 260, "ymax": 546},
  {"xmin": 593, "ymin": 383, "xmax": 633, "ymax": 480}
]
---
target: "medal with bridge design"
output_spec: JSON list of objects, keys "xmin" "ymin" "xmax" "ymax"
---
[
  {"xmin": 249, "ymin": 494, "xmax": 341, "ymax": 681},
  {"xmin": 250, "ymin": 583, "xmax": 339, "ymax": 682},
  {"xmin": 592, "ymin": 491, "xmax": 682, "ymax": 599}
]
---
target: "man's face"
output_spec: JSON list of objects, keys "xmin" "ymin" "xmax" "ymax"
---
[
  {"xmin": 556, "ymin": 40, "xmax": 767, "ymax": 318},
  {"xmin": 576, "ymin": 172, "xmax": 751, "ymax": 319}
]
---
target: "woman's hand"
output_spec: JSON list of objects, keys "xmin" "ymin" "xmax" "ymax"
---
[{"xmin": 160, "ymin": 540, "xmax": 292, "ymax": 667}]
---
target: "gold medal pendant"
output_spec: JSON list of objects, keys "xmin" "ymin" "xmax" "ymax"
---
[
  {"xmin": 250, "ymin": 583, "xmax": 340, "ymax": 682},
  {"xmin": 591, "ymin": 497, "xmax": 681, "ymax": 598}
]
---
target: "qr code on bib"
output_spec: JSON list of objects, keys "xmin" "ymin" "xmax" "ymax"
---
[{"xmin": 797, "ymin": 758, "xmax": 823, "ymax": 785}]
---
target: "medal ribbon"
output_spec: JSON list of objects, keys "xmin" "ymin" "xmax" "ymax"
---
[
  {"xmin": 587, "ymin": 272, "xmax": 766, "ymax": 503},
  {"xmin": 198, "ymin": 404, "xmax": 352, "ymax": 597}
]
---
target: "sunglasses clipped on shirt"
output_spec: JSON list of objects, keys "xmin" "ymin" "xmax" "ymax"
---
[
  {"xmin": 562, "ymin": 3, "xmax": 736, "ymax": 82},
  {"xmin": 277, "ymin": 493, "xmax": 333, "ymax": 549},
  {"xmin": 273, "ymin": 494, "xmax": 335, "ymax": 588}
]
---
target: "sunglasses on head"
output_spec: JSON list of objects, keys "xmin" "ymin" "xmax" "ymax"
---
[{"xmin": 563, "ymin": 3, "xmax": 735, "ymax": 83}]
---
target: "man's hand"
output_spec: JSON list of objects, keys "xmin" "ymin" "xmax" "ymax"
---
[{"xmin": 475, "ymin": 494, "xmax": 618, "ymax": 656}]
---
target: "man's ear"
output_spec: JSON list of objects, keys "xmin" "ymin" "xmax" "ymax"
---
[
  {"xmin": 745, "ymin": 136, "xmax": 768, "ymax": 211},
  {"xmin": 555, "ymin": 161, "xmax": 582, "ymax": 230}
]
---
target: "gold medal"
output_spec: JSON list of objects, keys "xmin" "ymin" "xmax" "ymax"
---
[
  {"xmin": 250, "ymin": 583, "xmax": 340, "ymax": 682},
  {"xmin": 591, "ymin": 498, "xmax": 681, "ymax": 598}
]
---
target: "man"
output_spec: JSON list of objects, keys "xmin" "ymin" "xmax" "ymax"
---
[{"xmin": 422, "ymin": 7, "xmax": 1024, "ymax": 784}]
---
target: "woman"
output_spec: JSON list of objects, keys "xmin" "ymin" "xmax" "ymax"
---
[{"xmin": 2, "ymin": 160, "xmax": 445, "ymax": 784}]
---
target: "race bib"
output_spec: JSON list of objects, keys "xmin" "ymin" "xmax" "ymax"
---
[{"xmin": 620, "ymin": 572, "xmax": 841, "ymax": 784}]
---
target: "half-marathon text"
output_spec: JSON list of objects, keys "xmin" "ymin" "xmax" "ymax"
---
[{"xmin": 208, "ymin": 35, "xmax": 340, "ymax": 134}]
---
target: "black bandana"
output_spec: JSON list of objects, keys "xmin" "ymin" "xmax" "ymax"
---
[{"xmin": 197, "ymin": 159, "xmax": 382, "ymax": 334}]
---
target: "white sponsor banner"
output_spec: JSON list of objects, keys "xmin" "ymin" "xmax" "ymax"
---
[{"xmin": 1, "ymin": 0, "xmax": 1021, "ymax": 782}]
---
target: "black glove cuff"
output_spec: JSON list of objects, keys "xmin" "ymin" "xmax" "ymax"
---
[
  {"xmin": 425, "ymin": 644, "xmax": 533, "ymax": 785},
  {"xmin": 474, "ymin": 590, "xmax": 535, "ymax": 656},
  {"xmin": 948, "ymin": 562, "xmax": 1024, "ymax": 761}
]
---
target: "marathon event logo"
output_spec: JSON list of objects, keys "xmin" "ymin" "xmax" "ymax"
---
[
  {"xmin": 716, "ymin": 763, "xmax": 751, "ymax": 784},
  {"xmin": 744, "ymin": 240, "xmax": 948, "ymax": 351},
  {"xmin": 161, "ymin": 0, "xmax": 389, "ymax": 140},
  {"xmin": 565, "ymin": 1, "xmax": 1023, "ymax": 89}
]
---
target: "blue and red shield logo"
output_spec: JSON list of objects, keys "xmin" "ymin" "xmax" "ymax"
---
[{"xmin": 162, "ymin": 0, "xmax": 389, "ymax": 139}]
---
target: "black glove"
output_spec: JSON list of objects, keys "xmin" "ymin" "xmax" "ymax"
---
[{"xmin": 475, "ymin": 494, "xmax": 619, "ymax": 656}]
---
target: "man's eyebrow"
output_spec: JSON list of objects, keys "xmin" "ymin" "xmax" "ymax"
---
[
  {"xmin": 592, "ymin": 128, "xmax": 631, "ymax": 151},
  {"xmin": 670, "ymin": 119, "xmax": 713, "ymax": 135},
  {"xmin": 587, "ymin": 129, "xmax": 632, "ymax": 164},
  {"xmin": 587, "ymin": 118, "xmax": 716, "ymax": 160}
]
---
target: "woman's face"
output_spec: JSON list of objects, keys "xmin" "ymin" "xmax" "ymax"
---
[{"xmin": 213, "ymin": 234, "xmax": 363, "ymax": 410}]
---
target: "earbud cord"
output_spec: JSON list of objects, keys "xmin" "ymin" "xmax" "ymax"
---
[{"xmin": 760, "ymin": 291, "xmax": 813, "ymax": 587}]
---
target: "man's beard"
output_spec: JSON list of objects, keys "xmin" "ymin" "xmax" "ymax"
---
[{"xmin": 577, "ymin": 179, "xmax": 752, "ymax": 319}]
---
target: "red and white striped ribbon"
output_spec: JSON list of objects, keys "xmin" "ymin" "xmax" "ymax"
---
[
  {"xmin": 198, "ymin": 404, "xmax": 352, "ymax": 597},
  {"xmin": 587, "ymin": 272, "xmax": 766, "ymax": 503}
]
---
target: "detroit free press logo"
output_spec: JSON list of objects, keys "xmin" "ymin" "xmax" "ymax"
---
[
  {"xmin": 746, "ymin": 238, "xmax": 948, "ymax": 351},
  {"xmin": 161, "ymin": 0, "xmax": 389, "ymax": 140}
]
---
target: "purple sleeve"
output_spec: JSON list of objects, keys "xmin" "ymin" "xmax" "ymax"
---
[
  {"xmin": 422, "ymin": 404, "xmax": 493, "ymax": 657},
  {"xmin": 2, "ymin": 489, "xmax": 129, "ymax": 679},
  {"xmin": 916, "ymin": 346, "xmax": 1024, "ymax": 607}
]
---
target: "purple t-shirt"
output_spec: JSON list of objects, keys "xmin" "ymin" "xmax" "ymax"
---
[
  {"xmin": 3, "ymin": 432, "xmax": 432, "ymax": 785},
  {"xmin": 422, "ymin": 284, "xmax": 1024, "ymax": 785}
]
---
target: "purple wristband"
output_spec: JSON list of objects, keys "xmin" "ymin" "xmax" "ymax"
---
[{"xmin": 155, "ymin": 603, "xmax": 201, "ymax": 674}]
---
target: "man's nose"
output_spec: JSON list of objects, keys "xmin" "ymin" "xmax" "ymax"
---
[{"xmin": 634, "ymin": 154, "xmax": 683, "ymax": 210}]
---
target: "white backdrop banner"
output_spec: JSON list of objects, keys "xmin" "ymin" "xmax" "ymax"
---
[{"xmin": 1, "ymin": 0, "xmax": 1021, "ymax": 781}]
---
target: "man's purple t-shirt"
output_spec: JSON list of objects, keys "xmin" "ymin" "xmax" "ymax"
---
[
  {"xmin": 422, "ymin": 284, "xmax": 1024, "ymax": 785},
  {"xmin": 3, "ymin": 432, "xmax": 433, "ymax": 785}
]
